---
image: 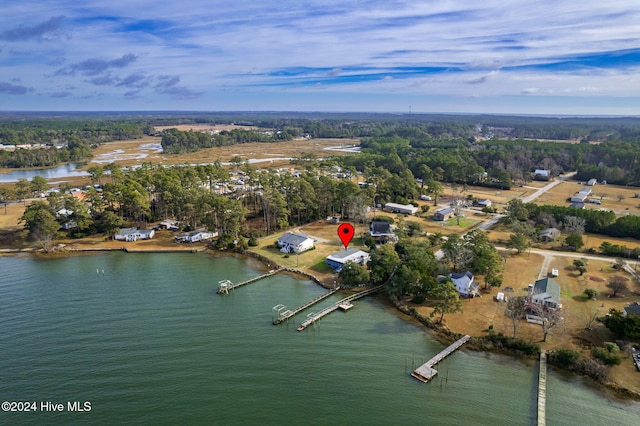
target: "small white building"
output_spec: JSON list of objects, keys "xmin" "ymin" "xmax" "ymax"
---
[
  {"xmin": 175, "ymin": 229, "xmax": 218, "ymax": 243},
  {"xmin": 114, "ymin": 228, "xmax": 155, "ymax": 242},
  {"xmin": 578, "ymin": 187, "xmax": 592, "ymax": 196},
  {"xmin": 277, "ymin": 232, "xmax": 314, "ymax": 254},
  {"xmin": 383, "ymin": 202, "xmax": 418, "ymax": 215},
  {"xmin": 587, "ymin": 178, "xmax": 597, "ymax": 186},
  {"xmin": 570, "ymin": 193, "xmax": 588, "ymax": 203},
  {"xmin": 325, "ymin": 247, "xmax": 370, "ymax": 273}
]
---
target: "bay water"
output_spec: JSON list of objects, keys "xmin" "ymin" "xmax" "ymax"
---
[{"xmin": 1, "ymin": 252, "xmax": 639, "ymax": 425}]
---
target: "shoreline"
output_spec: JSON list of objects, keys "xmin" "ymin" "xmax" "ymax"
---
[{"xmin": 3, "ymin": 242, "xmax": 639, "ymax": 401}]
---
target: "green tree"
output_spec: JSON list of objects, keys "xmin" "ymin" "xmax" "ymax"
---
[
  {"xmin": 565, "ymin": 233, "xmax": 584, "ymax": 251},
  {"xmin": 573, "ymin": 259, "xmax": 587, "ymax": 276},
  {"xmin": 30, "ymin": 175, "xmax": 49, "ymax": 195},
  {"xmin": 603, "ymin": 308, "xmax": 640, "ymax": 340},
  {"xmin": 441, "ymin": 233, "xmax": 472, "ymax": 272},
  {"xmin": 506, "ymin": 233, "xmax": 530, "ymax": 254},
  {"xmin": 583, "ymin": 288, "xmax": 598, "ymax": 300},
  {"xmin": 339, "ymin": 261, "xmax": 370, "ymax": 287},
  {"xmin": 369, "ymin": 243, "xmax": 400, "ymax": 285},
  {"xmin": 505, "ymin": 198, "xmax": 529, "ymax": 222},
  {"xmin": 427, "ymin": 180, "xmax": 443, "ymax": 205},
  {"xmin": 20, "ymin": 200, "xmax": 60, "ymax": 251},
  {"xmin": 429, "ymin": 280, "xmax": 463, "ymax": 323}
]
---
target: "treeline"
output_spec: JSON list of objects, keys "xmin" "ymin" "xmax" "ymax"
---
[
  {"xmin": 0, "ymin": 137, "xmax": 92, "ymax": 168},
  {"xmin": 160, "ymin": 128, "xmax": 293, "ymax": 154},
  {"xmin": 0, "ymin": 117, "xmax": 153, "ymax": 168},
  {"xmin": 512, "ymin": 201, "xmax": 640, "ymax": 240}
]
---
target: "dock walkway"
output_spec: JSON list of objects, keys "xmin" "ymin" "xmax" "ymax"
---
[
  {"xmin": 273, "ymin": 287, "xmax": 340, "ymax": 324},
  {"xmin": 296, "ymin": 285, "xmax": 383, "ymax": 331},
  {"xmin": 538, "ymin": 350, "xmax": 547, "ymax": 426},
  {"xmin": 411, "ymin": 335, "xmax": 471, "ymax": 382},
  {"xmin": 217, "ymin": 268, "xmax": 283, "ymax": 294}
]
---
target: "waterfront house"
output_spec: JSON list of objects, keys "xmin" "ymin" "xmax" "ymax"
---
[
  {"xmin": 277, "ymin": 232, "xmax": 314, "ymax": 254},
  {"xmin": 325, "ymin": 247, "xmax": 370, "ymax": 273},
  {"xmin": 449, "ymin": 271, "xmax": 480, "ymax": 298},
  {"xmin": 114, "ymin": 227, "xmax": 155, "ymax": 242},
  {"xmin": 530, "ymin": 277, "xmax": 562, "ymax": 310},
  {"xmin": 175, "ymin": 229, "xmax": 218, "ymax": 243}
]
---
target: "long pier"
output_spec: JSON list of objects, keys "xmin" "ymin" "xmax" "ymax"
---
[
  {"xmin": 411, "ymin": 335, "xmax": 471, "ymax": 382},
  {"xmin": 273, "ymin": 288, "xmax": 340, "ymax": 324},
  {"xmin": 296, "ymin": 285, "xmax": 384, "ymax": 331},
  {"xmin": 538, "ymin": 350, "xmax": 547, "ymax": 426},
  {"xmin": 217, "ymin": 268, "xmax": 283, "ymax": 294}
]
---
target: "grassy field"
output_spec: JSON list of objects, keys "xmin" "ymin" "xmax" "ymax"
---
[{"xmin": 87, "ymin": 136, "xmax": 359, "ymax": 169}]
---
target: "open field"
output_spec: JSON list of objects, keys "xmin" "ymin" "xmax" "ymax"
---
[
  {"xmin": 87, "ymin": 137, "xmax": 360, "ymax": 169},
  {"xmin": 533, "ymin": 180, "xmax": 640, "ymax": 213}
]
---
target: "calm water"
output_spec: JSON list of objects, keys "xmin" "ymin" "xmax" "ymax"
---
[
  {"xmin": 1, "ymin": 253, "xmax": 639, "ymax": 425},
  {"xmin": 0, "ymin": 163, "xmax": 89, "ymax": 183}
]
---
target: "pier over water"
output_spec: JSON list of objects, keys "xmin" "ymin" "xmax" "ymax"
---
[{"xmin": 411, "ymin": 335, "xmax": 471, "ymax": 383}]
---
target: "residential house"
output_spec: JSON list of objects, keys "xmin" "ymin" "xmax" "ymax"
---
[
  {"xmin": 369, "ymin": 221, "xmax": 397, "ymax": 243},
  {"xmin": 175, "ymin": 229, "xmax": 218, "ymax": 243},
  {"xmin": 475, "ymin": 199, "xmax": 492, "ymax": 208},
  {"xmin": 114, "ymin": 227, "xmax": 155, "ymax": 242},
  {"xmin": 277, "ymin": 232, "xmax": 314, "ymax": 254},
  {"xmin": 530, "ymin": 277, "xmax": 562, "ymax": 310},
  {"xmin": 534, "ymin": 169, "xmax": 551, "ymax": 181},
  {"xmin": 587, "ymin": 178, "xmax": 598, "ymax": 186},
  {"xmin": 540, "ymin": 228, "xmax": 560, "ymax": 242},
  {"xmin": 383, "ymin": 202, "xmax": 418, "ymax": 215},
  {"xmin": 623, "ymin": 302, "xmax": 640, "ymax": 317},
  {"xmin": 448, "ymin": 271, "xmax": 480, "ymax": 298},
  {"xmin": 325, "ymin": 247, "xmax": 370, "ymax": 273},
  {"xmin": 433, "ymin": 207, "xmax": 455, "ymax": 221}
]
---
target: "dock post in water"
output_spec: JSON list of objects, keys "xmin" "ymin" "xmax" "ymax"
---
[
  {"xmin": 538, "ymin": 350, "xmax": 547, "ymax": 426},
  {"xmin": 410, "ymin": 335, "xmax": 471, "ymax": 383}
]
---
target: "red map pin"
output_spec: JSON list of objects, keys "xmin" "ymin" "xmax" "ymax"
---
[{"xmin": 337, "ymin": 223, "xmax": 355, "ymax": 249}]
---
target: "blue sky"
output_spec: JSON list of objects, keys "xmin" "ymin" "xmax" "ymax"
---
[{"xmin": 1, "ymin": 1, "xmax": 640, "ymax": 114}]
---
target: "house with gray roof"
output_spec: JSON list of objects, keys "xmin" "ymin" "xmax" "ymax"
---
[
  {"xmin": 325, "ymin": 247, "xmax": 370, "ymax": 273},
  {"xmin": 449, "ymin": 271, "xmax": 480, "ymax": 298},
  {"xmin": 623, "ymin": 302, "xmax": 640, "ymax": 317},
  {"xmin": 277, "ymin": 232, "xmax": 314, "ymax": 254},
  {"xmin": 531, "ymin": 277, "xmax": 562, "ymax": 310}
]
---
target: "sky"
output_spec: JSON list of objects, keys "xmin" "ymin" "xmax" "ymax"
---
[{"xmin": 1, "ymin": 1, "xmax": 640, "ymax": 115}]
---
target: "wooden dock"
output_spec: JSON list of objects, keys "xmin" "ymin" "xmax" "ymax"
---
[
  {"xmin": 537, "ymin": 350, "xmax": 547, "ymax": 426},
  {"xmin": 273, "ymin": 288, "xmax": 340, "ymax": 324},
  {"xmin": 296, "ymin": 285, "xmax": 383, "ymax": 331},
  {"xmin": 411, "ymin": 335, "xmax": 471, "ymax": 382},
  {"xmin": 217, "ymin": 268, "xmax": 282, "ymax": 294}
]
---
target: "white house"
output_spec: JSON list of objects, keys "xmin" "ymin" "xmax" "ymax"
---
[
  {"xmin": 449, "ymin": 271, "xmax": 480, "ymax": 298},
  {"xmin": 530, "ymin": 277, "xmax": 562, "ymax": 310},
  {"xmin": 114, "ymin": 227, "xmax": 155, "ymax": 242},
  {"xmin": 175, "ymin": 229, "xmax": 218, "ymax": 243},
  {"xmin": 325, "ymin": 247, "xmax": 370, "ymax": 273},
  {"xmin": 383, "ymin": 202, "xmax": 418, "ymax": 215},
  {"xmin": 534, "ymin": 169, "xmax": 551, "ymax": 180},
  {"xmin": 277, "ymin": 232, "xmax": 314, "ymax": 254}
]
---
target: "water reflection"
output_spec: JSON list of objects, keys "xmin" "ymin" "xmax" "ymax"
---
[{"xmin": 0, "ymin": 163, "xmax": 89, "ymax": 183}]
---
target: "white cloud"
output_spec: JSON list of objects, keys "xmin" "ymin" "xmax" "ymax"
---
[{"xmin": 0, "ymin": 1, "xmax": 639, "ymax": 113}]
